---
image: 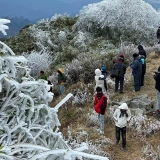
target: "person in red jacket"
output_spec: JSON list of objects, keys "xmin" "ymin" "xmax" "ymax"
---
[{"xmin": 94, "ymin": 86, "xmax": 108, "ymax": 134}]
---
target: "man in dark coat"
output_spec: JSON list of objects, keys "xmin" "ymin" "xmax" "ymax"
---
[
  {"xmin": 130, "ymin": 53, "xmax": 142, "ymax": 92},
  {"xmin": 153, "ymin": 66, "xmax": 160, "ymax": 113},
  {"xmin": 138, "ymin": 45, "xmax": 146, "ymax": 59},
  {"xmin": 156, "ymin": 27, "xmax": 160, "ymax": 44},
  {"xmin": 113, "ymin": 57, "xmax": 126, "ymax": 93}
]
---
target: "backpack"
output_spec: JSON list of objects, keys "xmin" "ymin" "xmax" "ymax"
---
[
  {"xmin": 138, "ymin": 55, "xmax": 145, "ymax": 65},
  {"xmin": 62, "ymin": 74, "xmax": 67, "ymax": 82},
  {"xmin": 110, "ymin": 69, "xmax": 119, "ymax": 78},
  {"xmin": 110, "ymin": 63, "xmax": 122, "ymax": 78}
]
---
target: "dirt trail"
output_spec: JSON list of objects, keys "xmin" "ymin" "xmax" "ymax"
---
[{"xmin": 105, "ymin": 52, "xmax": 160, "ymax": 160}]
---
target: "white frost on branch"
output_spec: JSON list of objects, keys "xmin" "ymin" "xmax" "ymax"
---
[
  {"xmin": 0, "ymin": 18, "xmax": 109, "ymax": 159},
  {"xmin": 0, "ymin": 18, "xmax": 10, "ymax": 35}
]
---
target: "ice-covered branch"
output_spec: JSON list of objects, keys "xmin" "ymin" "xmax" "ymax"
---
[{"xmin": 0, "ymin": 19, "xmax": 10, "ymax": 35}]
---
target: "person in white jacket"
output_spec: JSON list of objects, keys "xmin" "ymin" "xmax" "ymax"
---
[
  {"xmin": 113, "ymin": 103, "xmax": 131, "ymax": 152},
  {"xmin": 94, "ymin": 69, "xmax": 107, "ymax": 95}
]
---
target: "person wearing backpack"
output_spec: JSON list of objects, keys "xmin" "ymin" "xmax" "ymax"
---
[
  {"xmin": 57, "ymin": 68, "xmax": 67, "ymax": 95},
  {"xmin": 139, "ymin": 55, "xmax": 146, "ymax": 87},
  {"xmin": 101, "ymin": 66, "xmax": 108, "ymax": 92},
  {"xmin": 94, "ymin": 68, "xmax": 107, "ymax": 95},
  {"xmin": 138, "ymin": 45, "xmax": 146, "ymax": 59},
  {"xmin": 94, "ymin": 86, "xmax": 108, "ymax": 134},
  {"xmin": 113, "ymin": 103, "xmax": 131, "ymax": 152},
  {"xmin": 130, "ymin": 53, "xmax": 142, "ymax": 92},
  {"xmin": 111, "ymin": 57, "xmax": 126, "ymax": 93}
]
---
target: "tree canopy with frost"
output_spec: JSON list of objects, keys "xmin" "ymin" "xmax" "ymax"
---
[
  {"xmin": 75, "ymin": 0, "xmax": 160, "ymax": 34},
  {"xmin": 0, "ymin": 18, "xmax": 109, "ymax": 160}
]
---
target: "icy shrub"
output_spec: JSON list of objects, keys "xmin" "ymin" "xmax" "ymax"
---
[
  {"xmin": 0, "ymin": 37, "xmax": 109, "ymax": 159},
  {"xmin": 142, "ymin": 142, "xmax": 160, "ymax": 160},
  {"xmin": 129, "ymin": 113, "xmax": 160, "ymax": 136},
  {"xmin": 66, "ymin": 127, "xmax": 111, "ymax": 159},
  {"xmin": 72, "ymin": 84, "xmax": 93, "ymax": 106},
  {"xmin": 23, "ymin": 50, "xmax": 53, "ymax": 78}
]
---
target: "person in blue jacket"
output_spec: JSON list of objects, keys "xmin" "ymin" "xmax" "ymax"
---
[{"xmin": 130, "ymin": 53, "xmax": 142, "ymax": 92}]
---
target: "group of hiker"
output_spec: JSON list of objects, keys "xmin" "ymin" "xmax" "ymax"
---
[
  {"xmin": 38, "ymin": 43, "xmax": 160, "ymax": 152},
  {"xmin": 93, "ymin": 44, "xmax": 160, "ymax": 152}
]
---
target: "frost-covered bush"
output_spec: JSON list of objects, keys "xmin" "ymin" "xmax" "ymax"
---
[
  {"xmin": 142, "ymin": 142, "xmax": 160, "ymax": 160},
  {"xmin": 23, "ymin": 50, "xmax": 53, "ymax": 78},
  {"xmin": 72, "ymin": 87, "xmax": 92, "ymax": 106},
  {"xmin": 129, "ymin": 113, "xmax": 160, "ymax": 136},
  {"xmin": 67, "ymin": 127, "xmax": 111, "ymax": 159},
  {"xmin": 75, "ymin": 0, "xmax": 160, "ymax": 44},
  {"xmin": 0, "ymin": 18, "xmax": 109, "ymax": 160}
]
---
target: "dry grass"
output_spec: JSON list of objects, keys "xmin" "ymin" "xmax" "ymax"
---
[{"xmin": 51, "ymin": 52, "xmax": 160, "ymax": 159}]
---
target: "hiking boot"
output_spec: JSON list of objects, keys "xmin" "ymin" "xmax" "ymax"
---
[
  {"xmin": 99, "ymin": 130, "xmax": 104, "ymax": 134},
  {"xmin": 116, "ymin": 140, "xmax": 119, "ymax": 145},
  {"xmin": 122, "ymin": 147, "xmax": 127, "ymax": 152}
]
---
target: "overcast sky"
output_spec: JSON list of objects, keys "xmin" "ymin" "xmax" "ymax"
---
[{"xmin": 0, "ymin": 0, "xmax": 159, "ymax": 20}]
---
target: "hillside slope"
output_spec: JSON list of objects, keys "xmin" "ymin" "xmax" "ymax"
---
[{"xmin": 53, "ymin": 52, "xmax": 160, "ymax": 160}]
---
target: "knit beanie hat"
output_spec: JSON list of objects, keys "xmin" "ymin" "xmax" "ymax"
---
[
  {"xmin": 119, "ymin": 54, "xmax": 124, "ymax": 58},
  {"xmin": 101, "ymin": 66, "xmax": 107, "ymax": 72},
  {"xmin": 118, "ymin": 103, "xmax": 128, "ymax": 110},
  {"xmin": 133, "ymin": 53, "xmax": 138, "ymax": 57},
  {"xmin": 96, "ymin": 86, "xmax": 102, "ymax": 92}
]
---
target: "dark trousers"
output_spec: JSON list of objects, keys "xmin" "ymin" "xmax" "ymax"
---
[
  {"xmin": 116, "ymin": 126, "xmax": 126, "ymax": 148},
  {"xmin": 141, "ymin": 73, "xmax": 145, "ymax": 86},
  {"xmin": 115, "ymin": 76, "xmax": 124, "ymax": 92},
  {"xmin": 133, "ymin": 74, "xmax": 141, "ymax": 91}
]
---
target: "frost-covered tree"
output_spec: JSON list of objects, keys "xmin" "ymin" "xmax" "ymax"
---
[
  {"xmin": 74, "ymin": 0, "xmax": 160, "ymax": 44},
  {"xmin": 0, "ymin": 18, "xmax": 109, "ymax": 160},
  {"xmin": 23, "ymin": 50, "xmax": 53, "ymax": 78}
]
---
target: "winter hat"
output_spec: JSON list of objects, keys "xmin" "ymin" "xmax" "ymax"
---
[
  {"xmin": 133, "ymin": 53, "xmax": 138, "ymax": 58},
  {"xmin": 96, "ymin": 86, "xmax": 102, "ymax": 92},
  {"xmin": 138, "ymin": 45, "xmax": 143, "ymax": 50},
  {"xmin": 101, "ymin": 66, "xmax": 107, "ymax": 72},
  {"xmin": 95, "ymin": 69, "xmax": 102, "ymax": 76},
  {"xmin": 58, "ymin": 68, "xmax": 63, "ymax": 73},
  {"xmin": 158, "ymin": 66, "xmax": 160, "ymax": 72},
  {"xmin": 119, "ymin": 54, "xmax": 124, "ymax": 58},
  {"xmin": 118, "ymin": 103, "xmax": 128, "ymax": 110}
]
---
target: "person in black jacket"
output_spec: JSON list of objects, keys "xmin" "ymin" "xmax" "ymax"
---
[
  {"xmin": 138, "ymin": 45, "xmax": 146, "ymax": 59},
  {"xmin": 156, "ymin": 27, "xmax": 160, "ymax": 44},
  {"xmin": 112, "ymin": 57, "xmax": 126, "ymax": 93},
  {"xmin": 139, "ymin": 55, "xmax": 146, "ymax": 87},
  {"xmin": 153, "ymin": 66, "xmax": 160, "ymax": 114}
]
